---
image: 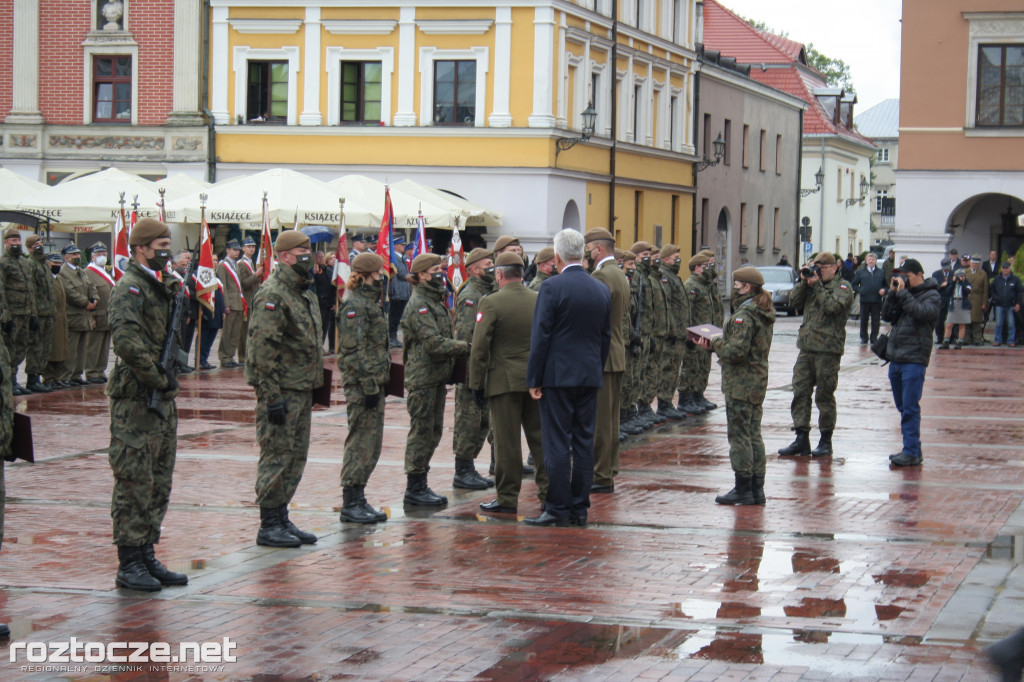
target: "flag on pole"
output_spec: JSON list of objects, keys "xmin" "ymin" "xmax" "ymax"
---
[
  {"xmin": 112, "ymin": 210, "xmax": 130, "ymax": 281},
  {"xmin": 256, "ymin": 195, "xmax": 274, "ymax": 282},
  {"xmin": 446, "ymin": 218, "xmax": 467, "ymax": 308},
  {"xmin": 194, "ymin": 219, "xmax": 218, "ymax": 311},
  {"xmin": 410, "ymin": 211, "xmax": 428, "ymax": 260},
  {"xmin": 129, "ymin": 207, "xmax": 138, "ymax": 233},
  {"xmin": 375, "ymin": 186, "xmax": 395, "ymax": 272},
  {"xmin": 332, "ymin": 216, "xmax": 351, "ymax": 290}
]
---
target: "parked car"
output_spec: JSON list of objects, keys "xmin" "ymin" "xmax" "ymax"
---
[{"xmin": 756, "ymin": 265, "xmax": 801, "ymax": 316}]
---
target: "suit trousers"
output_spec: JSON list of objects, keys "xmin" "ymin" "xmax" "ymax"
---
[
  {"xmin": 859, "ymin": 302, "xmax": 881, "ymax": 343},
  {"xmin": 85, "ymin": 329, "xmax": 112, "ymax": 379},
  {"xmin": 63, "ymin": 329, "xmax": 89, "ymax": 381},
  {"xmin": 25, "ymin": 315, "xmax": 53, "ymax": 375},
  {"xmin": 489, "ymin": 391, "xmax": 546, "ymax": 508},
  {"xmin": 538, "ymin": 386, "xmax": 598, "ymax": 520},
  {"xmin": 218, "ymin": 310, "xmax": 243, "ymax": 363},
  {"xmin": 592, "ymin": 371, "xmax": 623, "ymax": 487}
]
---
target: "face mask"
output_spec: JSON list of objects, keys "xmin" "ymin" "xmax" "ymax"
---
[
  {"xmin": 704, "ymin": 265, "xmax": 717, "ymax": 280},
  {"xmin": 480, "ymin": 267, "xmax": 495, "ymax": 284},
  {"xmin": 32, "ymin": 244, "xmax": 43, "ymax": 254},
  {"xmin": 665, "ymin": 261, "xmax": 680, "ymax": 274},
  {"xmin": 8, "ymin": 245, "xmax": 21, "ymax": 256},
  {"xmin": 291, "ymin": 253, "xmax": 312, "ymax": 277},
  {"xmin": 94, "ymin": 255, "xmax": 107, "ymax": 267},
  {"xmin": 70, "ymin": 257, "xmax": 81, "ymax": 266},
  {"xmin": 148, "ymin": 249, "xmax": 171, "ymax": 272},
  {"xmin": 50, "ymin": 265, "xmax": 61, "ymax": 275}
]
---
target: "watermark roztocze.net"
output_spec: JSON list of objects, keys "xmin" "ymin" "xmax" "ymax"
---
[{"xmin": 10, "ymin": 637, "xmax": 237, "ymax": 666}]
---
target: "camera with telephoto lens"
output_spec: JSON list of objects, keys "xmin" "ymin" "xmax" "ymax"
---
[{"xmin": 800, "ymin": 264, "xmax": 821, "ymax": 279}]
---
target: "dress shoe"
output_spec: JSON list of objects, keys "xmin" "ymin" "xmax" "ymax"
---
[
  {"xmin": 69, "ymin": 378, "xmax": 89, "ymax": 386},
  {"xmin": 889, "ymin": 452, "xmax": 922, "ymax": 467},
  {"xmin": 479, "ymin": 500, "xmax": 517, "ymax": 514},
  {"xmin": 524, "ymin": 510, "xmax": 570, "ymax": 527},
  {"xmin": 200, "ymin": 362, "xmax": 217, "ymax": 370},
  {"xmin": 569, "ymin": 514, "xmax": 588, "ymax": 528},
  {"xmin": 590, "ymin": 484, "xmax": 614, "ymax": 494},
  {"xmin": 177, "ymin": 365, "xmax": 194, "ymax": 375},
  {"xmin": 221, "ymin": 361, "xmax": 239, "ymax": 368},
  {"xmin": 88, "ymin": 377, "xmax": 106, "ymax": 384}
]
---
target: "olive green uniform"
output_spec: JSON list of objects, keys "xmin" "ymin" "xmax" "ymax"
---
[
  {"xmin": 452, "ymin": 276, "xmax": 495, "ymax": 463},
  {"xmin": 26, "ymin": 251, "xmax": 55, "ymax": 377},
  {"xmin": 84, "ymin": 264, "xmax": 114, "ymax": 380},
  {"xmin": 337, "ymin": 282, "xmax": 390, "ymax": 487},
  {"xmin": 528, "ymin": 271, "xmax": 550, "ymax": 292},
  {"xmin": 59, "ymin": 263, "xmax": 97, "ymax": 382},
  {"xmin": 246, "ymin": 265, "xmax": 323, "ymax": 508},
  {"xmin": 787, "ymin": 275, "xmax": 854, "ymax": 432},
  {"xmin": 0, "ymin": 250, "xmax": 40, "ymax": 377},
  {"xmin": 592, "ymin": 258, "xmax": 630, "ymax": 487},
  {"xmin": 400, "ymin": 281, "xmax": 468, "ymax": 475},
  {"xmin": 966, "ymin": 266, "xmax": 989, "ymax": 344},
  {"xmin": 656, "ymin": 263, "xmax": 688, "ymax": 404},
  {"xmin": 711, "ymin": 297, "xmax": 776, "ymax": 475},
  {"xmin": 641, "ymin": 266, "xmax": 670, "ymax": 404},
  {"xmin": 678, "ymin": 271, "xmax": 723, "ymax": 395},
  {"xmin": 238, "ymin": 256, "xmax": 261, "ymax": 362},
  {"xmin": 106, "ymin": 261, "xmax": 180, "ymax": 547},
  {"xmin": 44, "ymin": 273, "xmax": 68, "ymax": 384}
]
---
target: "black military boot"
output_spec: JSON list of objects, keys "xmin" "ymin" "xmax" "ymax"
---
[
  {"xmin": 715, "ymin": 473, "xmax": 757, "ymax": 505},
  {"xmin": 630, "ymin": 404, "xmax": 652, "ymax": 429},
  {"xmin": 656, "ymin": 399, "xmax": 686, "ymax": 420},
  {"xmin": 778, "ymin": 428, "xmax": 811, "ymax": 456},
  {"xmin": 453, "ymin": 458, "xmax": 492, "ymax": 490},
  {"xmin": 340, "ymin": 486, "xmax": 379, "ymax": 524},
  {"xmin": 256, "ymin": 506, "xmax": 301, "ymax": 547},
  {"xmin": 810, "ymin": 431, "xmax": 833, "ymax": 457},
  {"xmin": 696, "ymin": 393, "xmax": 718, "ymax": 410},
  {"xmin": 11, "ymin": 382, "xmax": 28, "ymax": 396},
  {"xmin": 358, "ymin": 487, "xmax": 388, "ymax": 522},
  {"xmin": 404, "ymin": 473, "xmax": 448, "ymax": 506},
  {"xmin": 678, "ymin": 391, "xmax": 706, "ymax": 415},
  {"xmin": 280, "ymin": 506, "xmax": 317, "ymax": 543},
  {"xmin": 26, "ymin": 375, "xmax": 51, "ymax": 393},
  {"xmin": 620, "ymin": 409, "xmax": 643, "ymax": 434},
  {"xmin": 142, "ymin": 544, "xmax": 188, "ymax": 586},
  {"xmin": 750, "ymin": 474, "xmax": 766, "ymax": 505},
  {"xmin": 639, "ymin": 403, "xmax": 666, "ymax": 424},
  {"xmin": 523, "ymin": 452, "xmax": 535, "ymax": 475},
  {"xmin": 115, "ymin": 546, "xmax": 162, "ymax": 592}
]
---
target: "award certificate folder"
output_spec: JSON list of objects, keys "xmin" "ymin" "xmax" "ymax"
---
[
  {"xmin": 312, "ymin": 368, "xmax": 333, "ymax": 407},
  {"xmin": 387, "ymin": 362, "xmax": 405, "ymax": 398},
  {"xmin": 12, "ymin": 412, "xmax": 33, "ymax": 463},
  {"xmin": 687, "ymin": 324, "xmax": 723, "ymax": 344}
]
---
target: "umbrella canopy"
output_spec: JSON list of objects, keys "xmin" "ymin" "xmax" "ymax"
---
[
  {"xmin": 391, "ymin": 179, "xmax": 502, "ymax": 228},
  {"xmin": 0, "ymin": 169, "xmax": 47, "ymax": 210},
  {"xmin": 327, "ymin": 175, "xmax": 461, "ymax": 230},
  {"xmin": 300, "ymin": 224, "xmax": 335, "ymax": 244},
  {"xmin": 15, "ymin": 168, "xmax": 169, "ymax": 230},
  {"xmin": 156, "ymin": 173, "xmax": 212, "ymax": 200},
  {"xmin": 166, "ymin": 168, "xmax": 376, "ymax": 229}
]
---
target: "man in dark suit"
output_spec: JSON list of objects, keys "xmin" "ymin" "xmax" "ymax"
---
[
  {"xmin": 585, "ymin": 227, "xmax": 630, "ymax": 494},
  {"xmin": 526, "ymin": 229, "xmax": 611, "ymax": 527},
  {"xmin": 470, "ymin": 252, "xmax": 547, "ymax": 515},
  {"xmin": 931, "ymin": 258, "xmax": 955, "ymax": 343},
  {"xmin": 851, "ymin": 252, "xmax": 888, "ymax": 345},
  {"xmin": 983, "ymin": 250, "xmax": 1000, "ymax": 279}
]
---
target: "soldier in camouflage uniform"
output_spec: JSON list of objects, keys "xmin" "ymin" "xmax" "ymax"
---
[
  {"xmin": 626, "ymin": 241, "xmax": 663, "ymax": 429},
  {"xmin": 106, "ymin": 218, "xmax": 188, "ymax": 592},
  {"xmin": 617, "ymin": 251, "xmax": 643, "ymax": 437},
  {"xmin": 400, "ymin": 253, "xmax": 470, "ymax": 506},
  {"xmin": 655, "ymin": 245, "xmax": 688, "ymax": 420},
  {"xmin": 0, "ymin": 228, "xmax": 40, "ymax": 395},
  {"xmin": 23, "ymin": 234, "xmax": 54, "ymax": 393},
  {"xmin": 639, "ymin": 245, "xmax": 672, "ymax": 423},
  {"xmin": 451, "ymin": 248, "xmax": 497, "ymax": 490},
  {"xmin": 702, "ymin": 267, "xmax": 775, "ymax": 505},
  {"xmin": 528, "ymin": 247, "xmax": 556, "ymax": 292},
  {"xmin": 246, "ymin": 230, "xmax": 323, "ymax": 547},
  {"xmin": 678, "ymin": 250, "xmax": 723, "ymax": 415},
  {"xmin": 337, "ymin": 252, "xmax": 390, "ymax": 524},
  {"xmin": 778, "ymin": 252, "xmax": 853, "ymax": 458}
]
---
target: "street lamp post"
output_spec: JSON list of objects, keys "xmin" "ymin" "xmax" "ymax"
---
[
  {"xmin": 555, "ymin": 102, "xmax": 598, "ymax": 156},
  {"xmin": 694, "ymin": 134, "xmax": 726, "ymax": 172},
  {"xmin": 800, "ymin": 167, "xmax": 824, "ymax": 197},
  {"xmin": 846, "ymin": 175, "xmax": 869, "ymax": 207}
]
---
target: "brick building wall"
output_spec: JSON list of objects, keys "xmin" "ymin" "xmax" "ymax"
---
[
  {"xmin": 0, "ymin": 2, "xmax": 11, "ymax": 119},
  {"xmin": 131, "ymin": 0, "xmax": 175, "ymax": 125}
]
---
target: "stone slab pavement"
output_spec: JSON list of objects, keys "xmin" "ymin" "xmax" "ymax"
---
[{"xmin": 0, "ymin": 316, "xmax": 1021, "ymax": 680}]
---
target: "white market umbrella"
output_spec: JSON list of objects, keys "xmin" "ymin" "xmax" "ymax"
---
[
  {"xmin": 0, "ymin": 169, "xmax": 47, "ymax": 210},
  {"xmin": 327, "ymin": 175, "xmax": 461, "ymax": 230},
  {"xmin": 156, "ymin": 173, "xmax": 211, "ymax": 200},
  {"xmin": 391, "ymin": 179, "xmax": 502, "ymax": 228},
  {"xmin": 167, "ymin": 168, "xmax": 376, "ymax": 229}
]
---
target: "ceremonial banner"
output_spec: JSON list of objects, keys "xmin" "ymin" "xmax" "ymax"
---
[
  {"xmin": 112, "ymin": 210, "xmax": 130, "ymax": 281},
  {"xmin": 194, "ymin": 219, "xmax": 217, "ymax": 311},
  {"xmin": 257, "ymin": 196, "xmax": 275, "ymax": 282}
]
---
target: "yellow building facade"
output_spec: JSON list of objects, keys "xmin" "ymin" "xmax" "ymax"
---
[{"xmin": 210, "ymin": 0, "xmax": 701, "ymax": 252}]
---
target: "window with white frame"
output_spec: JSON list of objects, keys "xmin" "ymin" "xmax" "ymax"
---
[
  {"xmin": 876, "ymin": 147, "xmax": 890, "ymax": 163},
  {"xmin": 875, "ymin": 189, "xmax": 888, "ymax": 212},
  {"xmin": 419, "ymin": 47, "xmax": 488, "ymax": 127},
  {"xmin": 326, "ymin": 47, "xmax": 394, "ymax": 127},
  {"xmin": 233, "ymin": 46, "xmax": 300, "ymax": 125},
  {"xmin": 93, "ymin": 55, "xmax": 132, "ymax": 123},
  {"xmin": 633, "ymin": 84, "xmax": 642, "ymax": 142},
  {"xmin": 341, "ymin": 61, "xmax": 383, "ymax": 124}
]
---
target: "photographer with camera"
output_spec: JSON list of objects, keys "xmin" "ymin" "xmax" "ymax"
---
[
  {"xmin": 881, "ymin": 259, "xmax": 940, "ymax": 467},
  {"xmin": 778, "ymin": 252, "xmax": 854, "ymax": 458},
  {"xmin": 939, "ymin": 268, "xmax": 971, "ymax": 349}
]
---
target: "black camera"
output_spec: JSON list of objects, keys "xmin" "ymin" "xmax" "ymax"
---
[
  {"xmin": 891, "ymin": 275, "xmax": 908, "ymax": 288},
  {"xmin": 800, "ymin": 265, "xmax": 821, "ymax": 279}
]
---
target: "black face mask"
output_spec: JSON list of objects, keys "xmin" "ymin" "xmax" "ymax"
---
[
  {"xmin": 291, "ymin": 254, "xmax": 312, "ymax": 277},
  {"xmin": 480, "ymin": 267, "xmax": 495, "ymax": 284},
  {"xmin": 148, "ymin": 249, "xmax": 171, "ymax": 272},
  {"xmin": 8, "ymin": 245, "xmax": 21, "ymax": 256},
  {"xmin": 50, "ymin": 265, "xmax": 61, "ymax": 275}
]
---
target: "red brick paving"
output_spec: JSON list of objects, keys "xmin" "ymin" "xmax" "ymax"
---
[{"xmin": 0, "ymin": 317, "xmax": 1021, "ymax": 680}]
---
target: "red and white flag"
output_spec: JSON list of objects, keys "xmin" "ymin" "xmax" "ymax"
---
[
  {"xmin": 193, "ymin": 219, "xmax": 218, "ymax": 311},
  {"xmin": 410, "ymin": 211, "xmax": 428, "ymax": 260},
  {"xmin": 332, "ymin": 214, "xmax": 351, "ymax": 289},
  {"xmin": 375, "ymin": 187, "xmax": 394, "ymax": 272},
  {"xmin": 112, "ymin": 210, "xmax": 130, "ymax": 281},
  {"xmin": 256, "ymin": 196, "xmax": 275, "ymax": 282},
  {"xmin": 446, "ymin": 218, "xmax": 467, "ymax": 306}
]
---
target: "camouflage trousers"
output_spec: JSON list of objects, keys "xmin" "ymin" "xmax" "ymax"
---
[
  {"xmin": 657, "ymin": 338, "xmax": 686, "ymax": 403},
  {"xmin": 593, "ymin": 371, "xmax": 623, "ymax": 488},
  {"xmin": 725, "ymin": 398, "xmax": 766, "ymax": 476},
  {"xmin": 628, "ymin": 340, "xmax": 649, "ymax": 406},
  {"xmin": 453, "ymin": 384, "xmax": 489, "ymax": 462},
  {"xmin": 489, "ymin": 391, "xmax": 547, "ymax": 508},
  {"xmin": 640, "ymin": 337, "xmax": 665, "ymax": 403},
  {"xmin": 255, "ymin": 389, "xmax": 312, "ymax": 508},
  {"xmin": 108, "ymin": 397, "xmax": 178, "ymax": 546},
  {"xmin": 25, "ymin": 315, "xmax": 53, "ymax": 376},
  {"xmin": 404, "ymin": 384, "xmax": 447, "ymax": 475},
  {"xmin": 678, "ymin": 344, "xmax": 712, "ymax": 394},
  {"xmin": 790, "ymin": 350, "xmax": 841, "ymax": 432},
  {"xmin": 341, "ymin": 384, "xmax": 385, "ymax": 487},
  {"xmin": 2, "ymin": 314, "xmax": 31, "ymax": 374}
]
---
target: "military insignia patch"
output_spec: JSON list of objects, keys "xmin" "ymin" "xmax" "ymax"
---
[
  {"xmin": 418, "ymin": 307, "xmax": 428, "ymax": 314},
  {"xmin": 346, "ymin": 310, "xmax": 356, "ymax": 318},
  {"xmin": 839, "ymin": 284, "xmax": 849, "ymax": 289},
  {"xmin": 265, "ymin": 302, "xmax": 276, "ymax": 310},
  {"xmin": 734, "ymin": 318, "xmax": 744, "ymax": 324},
  {"xmin": 476, "ymin": 312, "xmax": 483, "ymax": 322},
  {"xmin": 128, "ymin": 285, "xmax": 140, "ymax": 296},
  {"xmin": 661, "ymin": 278, "xmax": 668, "ymax": 283},
  {"xmin": 465, "ymin": 300, "xmax": 475, "ymax": 306}
]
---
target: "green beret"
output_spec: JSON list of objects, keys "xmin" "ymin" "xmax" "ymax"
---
[
  {"xmin": 535, "ymin": 246, "xmax": 555, "ymax": 263},
  {"xmin": 660, "ymin": 244, "xmax": 680, "ymax": 259},
  {"xmin": 274, "ymin": 230, "xmax": 310, "ymax": 252},
  {"xmin": 24, "ymin": 234, "xmax": 42, "ymax": 248},
  {"xmin": 630, "ymin": 241, "xmax": 654, "ymax": 255},
  {"xmin": 411, "ymin": 253, "xmax": 443, "ymax": 273},
  {"xmin": 493, "ymin": 235, "xmax": 520, "ymax": 252},
  {"xmin": 495, "ymin": 252, "xmax": 524, "ymax": 267},
  {"xmin": 129, "ymin": 218, "xmax": 171, "ymax": 246},
  {"xmin": 584, "ymin": 227, "xmax": 615, "ymax": 244},
  {"xmin": 3, "ymin": 227, "xmax": 21, "ymax": 240},
  {"xmin": 351, "ymin": 252, "xmax": 383, "ymax": 274},
  {"xmin": 688, "ymin": 251, "xmax": 712, "ymax": 269},
  {"xmin": 465, "ymin": 247, "xmax": 493, "ymax": 267},
  {"xmin": 733, "ymin": 266, "xmax": 764, "ymax": 286},
  {"xmin": 619, "ymin": 249, "xmax": 636, "ymax": 262}
]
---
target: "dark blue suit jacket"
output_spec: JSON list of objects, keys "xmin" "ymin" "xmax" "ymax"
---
[{"xmin": 527, "ymin": 264, "xmax": 611, "ymax": 389}]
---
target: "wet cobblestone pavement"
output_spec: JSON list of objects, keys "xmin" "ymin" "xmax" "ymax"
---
[{"xmin": 2, "ymin": 316, "xmax": 1022, "ymax": 680}]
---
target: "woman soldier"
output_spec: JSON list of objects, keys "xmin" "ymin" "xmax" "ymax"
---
[
  {"xmin": 337, "ymin": 252, "xmax": 390, "ymax": 524},
  {"xmin": 400, "ymin": 253, "xmax": 469, "ymax": 506},
  {"xmin": 695, "ymin": 266, "xmax": 776, "ymax": 505}
]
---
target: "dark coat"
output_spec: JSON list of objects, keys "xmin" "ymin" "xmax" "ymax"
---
[
  {"xmin": 882, "ymin": 278, "xmax": 941, "ymax": 366},
  {"xmin": 931, "ymin": 268, "xmax": 955, "ymax": 305},
  {"xmin": 946, "ymin": 277, "xmax": 971, "ymax": 312},
  {"xmin": 990, "ymin": 272, "xmax": 1023, "ymax": 308},
  {"xmin": 851, "ymin": 265, "xmax": 888, "ymax": 303},
  {"xmin": 201, "ymin": 287, "xmax": 226, "ymax": 329}
]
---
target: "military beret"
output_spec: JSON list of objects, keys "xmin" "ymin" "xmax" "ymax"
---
[
  {"xmin": 61, "ymin": 243, "xmax": 81, "ymax": 255},
  {"xmin": 660, "ymin": 244, "xmax": 680, "ymax": 259},
  {"xmin": 24, "ymin": 234, "xmax": 42, "ymax": 248},
  {"xmin": 620, "ymin": 250, "xmax": 637, "ymax": 262},
  {"xmin": 225, "ymin": 240, "xmax": 242, "ymax": 250},
  {"xmin": 129, "ymin": 218, "xmax": 171, "ymax": 246},
  {"xmin": 351, "ymin": 252, "xmax": 384, "ymax": 274},
  {"xmin": 90, "ymin": 241, "xmax": 108, "ymax": 253},
  {"xmin": 495, "ymin": 252, "xmax": 524, "ymax": 267},
  {"xmin": 242, "ymin": 237, "xmax": 256, "ymax": 246},
  {"xmin": 688, "ymin": 251, "xmax": 712, "ymax": 269},
  {"xmin": 2, "ymin": 227, "xmax": 20, "ymax": 240},
  {"xmin": 493, "ymin": 235, "xmax": 520, "ymax": 252},
  {"xmin": 584, "ymin": 227, "xmax": 615, "ymax": 244},
  {"xmin": 813, "ymin": 252, "xmax": 837, "ymax": 265},
  {"xmin": 630, "ymin": 241, "xmax": 654, "ymax": 255},
  {"xmin": 46, "ymin": 253, "xmax": 63, "ymax": 263},
  {"xmin": 535, "ymin": 246, "xmax": 555, "ymax": 263},
  {"xmin": 274, "ymin": 230, "xmax": 310, "ymax": 252},
  {"xmin": 411, "ymin": 253, "xmax": 444, "ymax": 273},
  {"xmin": 733, "ymin": 266, "xmax": 764, "ymax": 286},
  {"xmin": 465, "ymin": 247, "xmax": 493, "ymax": 267}
]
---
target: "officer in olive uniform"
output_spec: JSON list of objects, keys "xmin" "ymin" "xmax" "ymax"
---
[
  {"xmin": 237, "ymin": 237, "xmax": 263, "ymax": 364},
  {"xmin": 0, "ymin": 330, "xmax": 12, "ymax": 637},
  {"xmin": 84, "ymin": 242, "xmax": 114, "ymax": 383},
  {"xmin": 655, "ymin": 245, "xmax": 688, "ymax": 420},
  {"xmin": 106, "ymin": 218, "xmax": 188, "ymax": 592},
  {"xmin": 778, "ymin": 252, "xmax": 853, "ymax": 457},
  {"xmin": 471, "ymin": 252, "xmax": 548, "ymax": 514},
  {"xmin": 247, "ymin": 230, "xmax": 323, "ymax": 547},
  {"xmin": 617, "ymin": 251, "xmax": 643, "ymax": 436},
  {"xmin": 701, "ymin": 266, "xmax": 776, "ymax": 505},
  {"xmin": 678, "ymin": 250, "xmax": 723, "ymax": 415},
  {"xmin": 585, "ymin": 228, "xmax": 631, "ymax": 493},
  {"xmin": 23, "ymin": 234, "xmax": 54, "ymax": 393},
  {"xmin": 452, "ymin": 247, "xmax": 497, "ymax": 490},
  {"xmin": 217, "ymin": 240, "xmax": 246, "ymax": 368},
  {"xmin": 400, "ymin": 253, "xmax": 470, "ymax": 506},
  {"xmin": 337, "ymin": 252, "xmax": 390, "ymax": 524},
  {"xmin": 59, "ymin": 244, "xmax": 97, "ymax": 386},
  {"xmin": 43, "ymin": 253, "xmax": 69, "ymax": 389},
  {"xmin": 529, "ymin": 247, "xmax": 556, "ymax": 292},
  {"xmin": 0, "ymin": 228, "xmax": 40, "ymax": 395}
]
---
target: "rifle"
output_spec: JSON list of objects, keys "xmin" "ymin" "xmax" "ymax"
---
[{"xmin": 149, "ymin": 258, "xmax": 195, "ymax": 418}]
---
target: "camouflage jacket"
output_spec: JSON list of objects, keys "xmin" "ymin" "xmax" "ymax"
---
[
  {"xmin": 106, "ymin": 260, "xmax": 178, "ymax": 402},
  {"xmin": 646, "ymin": 267, "xmax": 670, "ymax": 338},
  {"xmin": 0, "ymin": 250, "xmax": 38, "ymax": 316},
  {"xmin": 454, "ymin": 276, "xmax": 495, "ymax": 342},
  {"xmin": 685, "ymin": 271, "xmax": 723, "ymax": 327},
  {"xmin": 636, "ymin": 261, "xmax": 656, "ymax": 335},
  {"xmin": 625, "ymin": 270, "xmax": 641, "ymax": 347},
  {"xmin": 28, "ymin": 251, "xmax": 55, "ymax": 316},
  {"xmin": 400, "ymin": 281, "xmax": 469, "ymax": 390},
  {"xmin": 790, "ymin": 274, "xmax": 854, "ymax": 355},
  {"xmin": 711, "ymin": 296, "xmax": 776, "ymax": 403},
  {"xmin": 336, "ymin": 282, "xmax": 390, "ymax": 395},
  {"xmin": 528, "ymin": 271, "xmax": 550, "ymax": 292},
  {"xmin": 659, "ymin": 264, "xmax": 689, "ymax": 338},
  {"xmin": 245, "ymin": 264, "xmax": 324, "ymax": 403}
]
